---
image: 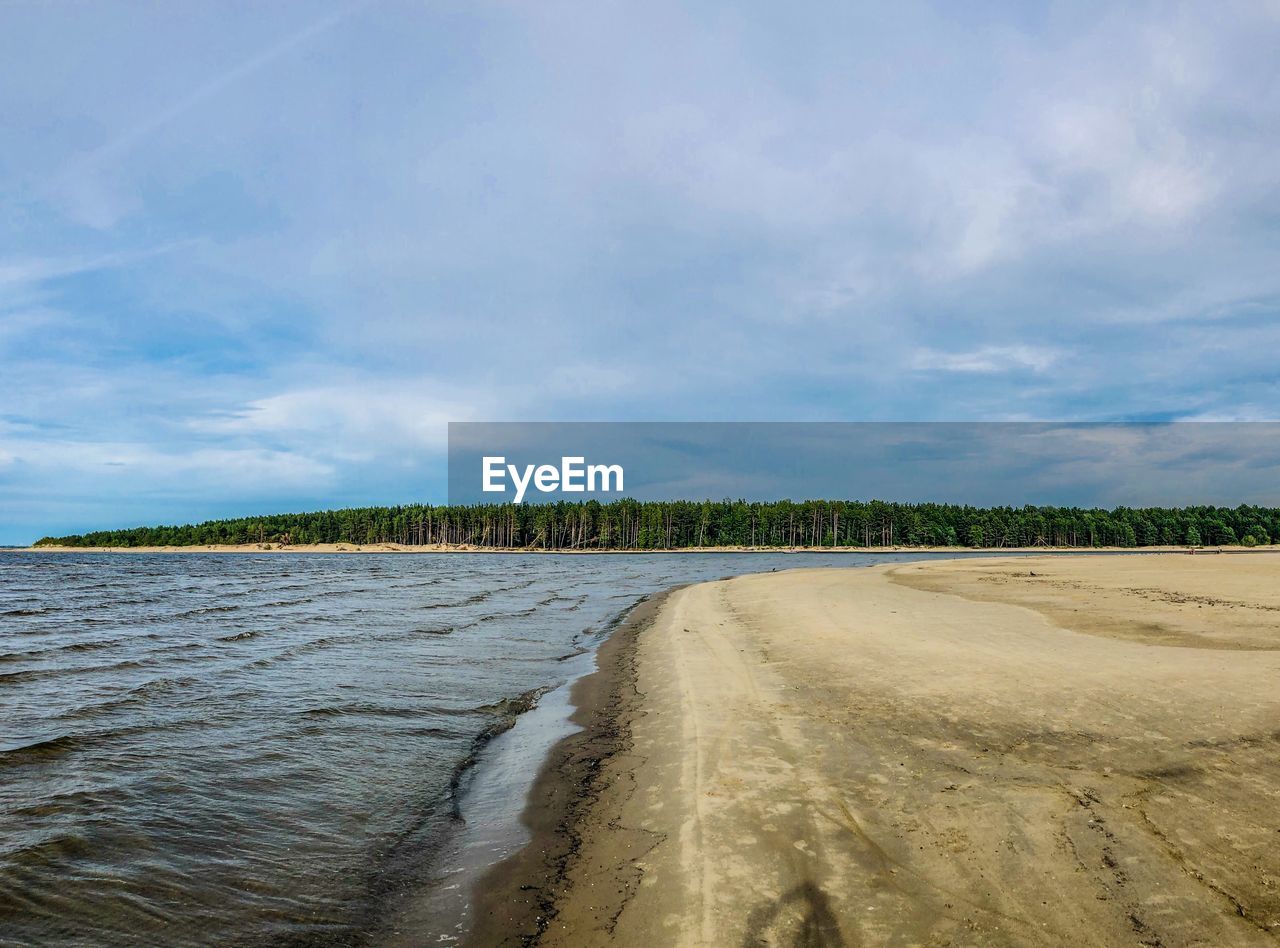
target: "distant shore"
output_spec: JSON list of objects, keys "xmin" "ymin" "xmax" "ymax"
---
[
  {"xmin": 470, "ymin": 553, "xmax": 1280, "ymax": 945},
  {"xmin": 17, "ymin": 542, "xmax": 1278, "ymax": 555}
]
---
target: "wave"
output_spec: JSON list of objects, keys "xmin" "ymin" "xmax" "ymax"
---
[
  {"xmin": 536, "ymin": 592, "xmax": 588, "ymax": 610},
  {"xmin": 1, "ymin": 638, "xmax": 131, "ymax": 665},
  {"xmin": 447, "ymin": 685, "xmax": 553, "ymax": 816},
  {"xmin": 419, "ymin": 590, "xmax": 494, "ymax": 610},
  {"xmin": 477, "ymin": 606, "xmax": 537, "ymax": 621},
  {"xmin": 121, "ymin": 673, "xmax": 202, "ymax": 702},
  {"xmin": 300, "ymin": 702, "xmax": 454, "ymax": 719},
  {"xmin": 489, "ymin": 578, "xmax": 539, "ymax": 593},
  {"xmin": 49, "ymin": 676, "xmax": 210, "ymax": 724},
  {"xmin": 1, "ymin": 733, "xmax": 83, "ymax": 760},
  {"xmin": 475, "ymin": 688, "xmax": 551, "ymax": 718},
  {"xmin": 238, "ymin": 633, "xmax": 368, "ymax": 670},
  {"xmin": 59, "ymin": 637, "xmax": 126, "ymax": 653},
  {"xmin": 3, "ymin": 829, "xmax": 95, "ymax": 870},
  {"xmin": 189, "ymin": 596, "xmax": 317, "ymax": 613},
  {"xmin": 257, "ymin": 597, "xmax": 315, "ymax": 609},
  {"xmin": 384, "ymin": 578, "xmax": 445, "ymax": 590},
  {"xmin": 170, "ymin": 603, "xmax": 241, "ymax": 620},
  {"xmin": 0, "ymin": 667, "xmax": 62, "ymax": 684}
]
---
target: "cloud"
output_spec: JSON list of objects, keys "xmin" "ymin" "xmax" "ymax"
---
[
  {"xmin": 76, "ymin": 4, "xmax": 364, "ymax": 170},
  {"xmin": 0, "ymin": 437, "xmax": 333, "ymax": 488},
  {"xmin": 191, "ymin": 381, "xmax": 494, "ymax": 457},
  {"xmin": 910, "ymin": 345, "xmax": 1062, "ymax": 375},
  {"xmin": 0, "ymin": 247, "xmax": 172, "ymax": 293},
  {"xmin": 1, "ymin": 0, "xmax": 1279, "ymax": 539},
  {"xmin": 45, "ymin": 2, "xmax": 369, "ymax": 229},
  {"xmin": 1176, "ymin": 406, "xmax": 1280, "ymax": 422}
]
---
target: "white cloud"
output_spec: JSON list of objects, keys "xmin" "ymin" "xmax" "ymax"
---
[
  {"xmin": 1176, "ymin": 406, "xmax": 1280, "ymax": 422},
  {"xmin": 190, "ymin": 381, "xmax": 497, "ymax": 456},
  {"xmin": 910, "ymin": 345, "xmax": 1062, "ymax": 375},
  {"xmin": 0, "ymin": 437, "xmax": 333, "ymax": 490},
  {"xmin": 0, "ymin": 244, "xmax": 194, "ymax": 296}
]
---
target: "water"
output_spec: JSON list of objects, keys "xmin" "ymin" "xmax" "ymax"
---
[{"xmin": 0, "ymin": 550, "xmax": 1022, "ymax": 945}]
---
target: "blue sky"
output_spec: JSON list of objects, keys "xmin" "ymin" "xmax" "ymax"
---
[{"xmin": 2, "ymin": 1, "xmax": 1279, "ymax": 542}]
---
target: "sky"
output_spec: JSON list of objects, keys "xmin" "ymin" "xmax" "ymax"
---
[
  {"xmin": 448, "ymin": 423, "xmax": 1280, "ymax": 508},
  {"xmin": 2, "ymin": 1, "xmax": 1279, "ymax": 542}
]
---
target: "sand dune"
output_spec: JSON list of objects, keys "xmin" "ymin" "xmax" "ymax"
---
[{"xmin": 523, "ymin": 554, "xmax": 1280, "ymax": 946}]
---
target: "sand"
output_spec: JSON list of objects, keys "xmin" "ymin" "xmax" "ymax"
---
[
  {"xmin": 475, "ymin": 553, "xmax": 1280, "ymax": 946},
  {"xmin": 21, "ymin": 544, "xmax": 1276, "ymax": 555}
]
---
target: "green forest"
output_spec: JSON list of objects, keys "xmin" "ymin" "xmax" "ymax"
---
[{"xmin": 33, "ymin": 500, "xmax": 1280, "ymax": 549}]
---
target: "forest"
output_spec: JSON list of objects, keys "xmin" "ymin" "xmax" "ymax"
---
[{"xmin": 33, "ymin": 499, "xmax": 1280, "ymax": 550}]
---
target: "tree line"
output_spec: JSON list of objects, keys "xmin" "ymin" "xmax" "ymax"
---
[{"xmin": 33, "ymin": 500, "xmax": 1280, "ymax": 549}]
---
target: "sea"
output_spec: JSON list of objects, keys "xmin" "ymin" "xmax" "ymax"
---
[{"xmin": 0, "ymin": 550, "xmax": 1024, "ymax": 945}]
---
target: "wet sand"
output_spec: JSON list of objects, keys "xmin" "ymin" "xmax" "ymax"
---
[
  {"xmin": 473, "ymin": 553, "xmax": 1280, "ymax": 946},
  {"xmin": 461, "ymin": 592, "xmax": 673, "ymax": 946}
]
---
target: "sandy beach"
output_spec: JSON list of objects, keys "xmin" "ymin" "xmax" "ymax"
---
[
  {"xmin": 473, "ymin": 553, "xmax": 1280, "ymax": 946},
  {"xmin": 20, "ymin": 543, "xmax": 1278, "ymax": 555}
]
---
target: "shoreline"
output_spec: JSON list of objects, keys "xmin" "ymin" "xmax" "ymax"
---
[
  {"xmin": 460, "ymin": 589, "xmax": 671, "ymax": 946},
  {"xmin": 12, "ymin": 542, "xmax": 1272, "ymax": 555},
  {"xmin": 467, "ymin": 553, "xmax": 1280, "ymax": 945}
]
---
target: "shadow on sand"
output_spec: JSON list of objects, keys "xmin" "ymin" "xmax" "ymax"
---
[{"xmin": 741, "ymin": 881, "xmax": 846, "ymax": 947}]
